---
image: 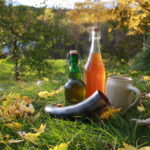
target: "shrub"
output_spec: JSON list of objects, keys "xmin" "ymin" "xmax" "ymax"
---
[{"xmin": 131, "ymin": 47, "xmax": 150, "ymax": 73}]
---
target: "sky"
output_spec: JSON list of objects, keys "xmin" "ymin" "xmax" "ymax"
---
[{"xmin": 11, "ymin": 0, "xmax": 113, "ymax": 9}]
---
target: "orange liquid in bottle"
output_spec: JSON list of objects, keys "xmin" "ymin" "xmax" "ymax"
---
[{"xmin": 84, "ymin": 53, "xmax": 105, "ymax": 97}]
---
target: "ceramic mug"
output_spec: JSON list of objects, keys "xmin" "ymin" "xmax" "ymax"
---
[{"xmin": 106, "ymin": 76, "xmax": 141, "ymax": 111}]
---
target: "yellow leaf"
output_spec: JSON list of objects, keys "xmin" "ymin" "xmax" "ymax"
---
[
  {"xmin": 130, "ymin": 71, "xmax": 139, "ymax": 75},
  {"xmin": 0, "ymin": 140, "xmax": 7, "ymax": 144},
  {"xmin": 19, "ymin": 124, "xmax": 46, "ymax": 145},
  {"xmin": 43, "ymin": 77, "xmax": 49, "ymax": 82},
  {"xmin": 32, "ymin": 124, "xmax": 46, "ymax": 134},
  {"xmin": 100, "ymin": 108, "xmax": 121, "ymax": 119},
  {"xmin": 117, "ymin": 142, "xmax": 137, "ymax": 150},
  {"xmin": 21, "ymin": 132, "xmax": 39, "ymax": 145},
  {"xmin": 137, "ymin": 104, "xmax": 145, "ymax": 112},
  {"xmin": 38, "ymin": 91, "xmax": 50, "ymax": 98},
  {"xmin": 143, "ymin": 76, "xmax": 150, "ymax": 81},
  {"xmin": 49, "ymin": 143, "xmax": 69, "ymax": 150},
  {"xmin": 38, "ymin": 86, "xmax": 64, "ymax": 98},
  {"xmin": 5, "ymin": 122, "xmax": 23, "ymax": 131},
  {"xmin": 108, "ymin": 28, "xmax": 112, "ymax": 32},
  {"xmin": 0, "ymin": 94, "xmax": 35, "ymax": 119},
  {"xmin": 7, "ymin": 139, "xmax": 24, "ymax": 144},
  {"xmin": 139, "ymin": 146, "xmax": 150, "ymax": 150},
  {"xmin": 22, "ymin": 96, "xmax": 33, "ymax": 103}
]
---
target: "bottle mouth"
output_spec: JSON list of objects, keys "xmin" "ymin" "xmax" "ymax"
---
[
  {"xmin": 91, "ymin": 26, "xmax": 101, "ymax": 40},
  {"xmin": 92, "ymin": 26, "xmax": 100, "ymax": 32},
  {"xmin": 70, "ymin": 50, "xmax": 77, "ymax": 55}
]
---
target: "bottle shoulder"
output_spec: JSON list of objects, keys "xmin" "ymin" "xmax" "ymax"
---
[
  {"xmin": 65, "ymin": 79, "xmax": 85, "ymax": 87},
  {"xmin": 85, "ymin": 53, "xmax": 105, "ymax": 70}
]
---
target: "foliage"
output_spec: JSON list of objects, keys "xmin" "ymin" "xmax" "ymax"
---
[
  {"xmin": 131, "ymin": 32, "xmax": 150, "ymax": 73},
  {"xmin": 113, "ymin": 0, "xmax": 150, "ymax": 35},
  {"xmin": 101, "ymin": 26, "xmax": 143, "ymax": 60},
  {"xmin": 67, "ymin": 0, "xmax": 146, "ymax": 60},
  {"xmin": 0, "ymin": 1, "xmax": 87, "ymax": 80},
  {"xmin": 0, "ymin": 2, "xmax": 52, "ymax": 80},
  {"xmin": 68, "ymin": 0, "xmax": 150, "ymax": 35},
  {"xmin": 131, "ymin": 47, "xmax": 150, "ymax": 72},
  {"xmin": 67, "ymin": 1, "xmax": 111, "ymax": 25}
]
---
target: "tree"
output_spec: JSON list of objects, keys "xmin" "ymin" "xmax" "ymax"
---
[
  {"xmin": 0, "ymin": 1, "xmax": 88, "ymax": 79},
  {"xmin": 67, "ymin": 1, "xmax": 111, "ymax": 25},
  {"xmin": 0, "ymin": 1, "xmax": 39, "ymax": 80},
  {"xmin": 131, "ymin": 31, "xmax": 150, "ymax": 72},
  {"xmin": 67, "ymin": 0, "xmax": 150, "ymax": 35},
  {"xmin": 0, "ymin": 1, "xmax": 55, "ymax": 80},
  {"xmin": 112, "ymin": 0, "xmax": 150, "ymax": 35}
]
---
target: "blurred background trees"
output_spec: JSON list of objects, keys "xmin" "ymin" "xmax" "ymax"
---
[{"xmin": 0, "ymin": 0, "xmax": 150, "ymax": 80}]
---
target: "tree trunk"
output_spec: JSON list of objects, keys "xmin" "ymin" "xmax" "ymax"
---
[
  {"xmin": 12, "ymin": 39, "xmax": 20, "ymax": 81},
  {"xmin": 9, "ymin": 25, "xmax": 21, "ymax": 81}
]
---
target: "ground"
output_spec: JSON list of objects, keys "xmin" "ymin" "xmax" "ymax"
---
[{"xmin": 0, "ymin": 59, "xmax": 150, "ymax": 150}]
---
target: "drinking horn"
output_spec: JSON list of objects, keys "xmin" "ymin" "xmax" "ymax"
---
[{"xmin": 44, "ymin": 90, "xmax": 111, "ymax": 118}]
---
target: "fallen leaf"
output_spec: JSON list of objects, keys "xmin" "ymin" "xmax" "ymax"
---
[
  {"xmin": 139, "ymin": 146, "xmax": 150, "ymax": 150},
  {"xmin": 118, "ymin": 142, "xmax": 150, "ymax": 150},
  {"xmin": 7, "ymin": 139, "xmax": 24, "ymax": 144},
  {"xmin": 32, "ymin": 124, "xmax": 46, "ymax": 134},
  {"xmin": 117, "ymin": 142, "xmax": 137, "ymax": 150},
  {"xmin": 100, "ymin": 108, "xmax": 121, "ymax": 119},
  {"xmin": 38, "ymin": 86, "xmax": 64, "ymax": 98},
  {"xmin": 18, "ymin": 124, "xmax": 46, "ymax": 145},
  {"xmin": 5, "ymin": 122, "xmax": 23, "ymax": 131},
  {"xmin": 0, "ymin": 94, "xmax": 35, "ymax": 120},
  {"xmin": 0, "ymin": 140, "xmax": 7, "ymax": 144},
  {"xmin": 130, "ymin": 71, "xmax": 139, "ymax": 75},
  {"xmin": 38, "ymin": 91, "xmax": 51, "ymax": 98},
  {"xmin": 43, "ymin": 77, "xmax": 49, "ymax": 82},
  {"xmin": 20, "ymin": 132, "xmax": 39, "ymax": 145},
  {"xmin": 137, "ymin": 104, "xmax": 145, "ymax": 112},
  {"xmin": 22, "ymin": 96, "xmax": 33, "ymax": 103},
  {"xmin": 4, "ymin": 134, "xmax": 10, "ymax": 139},
  {"xmin": 143, "ymin": 76, "xmax": 150, "ymax": 81},
  {"xmin": 0, "ymin": 132, "xmax": 23, "ymax": 144},
  {"xmin": 49, "ymin": 142, "xmax": 69, "ymax": 150}
]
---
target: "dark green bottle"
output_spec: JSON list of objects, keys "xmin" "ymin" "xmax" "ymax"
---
[{"xmin": 65, "ymin": 50, "xmax": 86, "ymax": 105}]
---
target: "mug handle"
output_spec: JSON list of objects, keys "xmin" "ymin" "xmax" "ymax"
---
[{"xmin": 127, "ymin": 86, "xmax": 141, "ymax": 110}]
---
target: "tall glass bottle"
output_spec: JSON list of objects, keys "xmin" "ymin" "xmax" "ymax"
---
[
  {"xmin": 84, "ymin": 26, "xmax": 105, "ymax": 97},
  {"xmin": 65, "ymin": 50, "xmax": 86, "ymax": 105}
]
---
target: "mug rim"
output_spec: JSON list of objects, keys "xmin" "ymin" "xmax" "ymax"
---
[{"xmin": 108, "ymin": 76, "xmax": 132, "ymax": 82}]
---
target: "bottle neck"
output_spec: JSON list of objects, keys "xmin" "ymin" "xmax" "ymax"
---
[
  {"xmin": 90, "ymin": 38, "xmax": 101, "ymax": 54},
  {"xmin": 69, "ymin": 54, "xmax": 81, "ymax": 80},
  {"xmin": 90, "ymin": 29, "xmax": 101, "ymax": 54}
]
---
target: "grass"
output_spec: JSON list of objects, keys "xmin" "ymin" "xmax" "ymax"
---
[{"xmin": 0, "ymin": 59, "xmax": 150, "ymax": 150}]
